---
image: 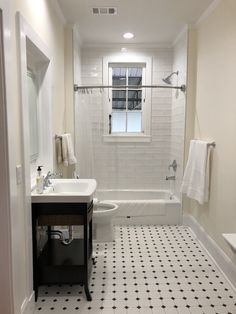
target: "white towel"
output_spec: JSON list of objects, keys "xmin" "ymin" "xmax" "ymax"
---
[
  {"xmin": 56, "ymin": 137, "xmax": 62, "ymax": 164},
  {"xmin": 180, "ymin": 140, "xmax": 210, "ymax": 205},
  {"xmin": 61, "ymin": 133, "xmax": 77, "ymax": 167}
]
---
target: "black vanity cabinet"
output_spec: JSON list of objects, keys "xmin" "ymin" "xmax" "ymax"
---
[{"xmin": 32, "ymin": 201, "xmax": 93, "ymax": 301}]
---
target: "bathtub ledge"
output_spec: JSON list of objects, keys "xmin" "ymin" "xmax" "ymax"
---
[{"xmin": 222, "ymin": 233, "xmax": 236, "ymax": 253}]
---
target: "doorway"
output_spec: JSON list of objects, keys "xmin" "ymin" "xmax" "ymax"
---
[{"xmin": 0, "ymin": 8, "xmax": 14, "ymax": 314}]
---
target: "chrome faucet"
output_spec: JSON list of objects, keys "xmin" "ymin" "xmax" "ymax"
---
[
  {"xmin": 166, "ymin": 175, "xmax": 176, "ymax": 181},
  {"xmin": 43, "ymin": 171, "xmax": 53, "ymax": 188},
  {"xmin": 43, "ymin": 171, "xmax": 62, "ymax": 188}
]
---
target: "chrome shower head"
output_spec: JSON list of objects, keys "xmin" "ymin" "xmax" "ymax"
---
[{"xmin": 162, "ymin": 71, "xmax": 179, "ymax": 85}]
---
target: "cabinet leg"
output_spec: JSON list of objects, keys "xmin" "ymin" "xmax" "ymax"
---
[
  {"xmin": 35, "ymin": 287, "xmax": 38, "ymax": 302},
  {"xmin": 47, "ymin": 226, "xmax": 51, "ymax": 242},
  {"xmin": 84, "ymin": 284, "xmax": 92, "ymax": 301}
]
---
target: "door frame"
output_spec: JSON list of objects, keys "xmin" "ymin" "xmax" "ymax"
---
[{"xmin": 0, "ymin": 1, "xmax": 14, "ymax": 314}]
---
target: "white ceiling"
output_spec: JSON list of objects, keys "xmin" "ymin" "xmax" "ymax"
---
[{"xmin": 56, "ymin": 0, "xmax": 215, "ymax": 46}]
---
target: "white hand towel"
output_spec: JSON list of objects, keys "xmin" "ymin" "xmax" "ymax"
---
[
  {"xmin": 180, "ymin": 140, "xmax": 209, "ymax": 205},
  {"xmin": 61, "ymin": 133, "xmax": 77, "ymax": 167},
  {"xmin": 61, "ymin": 134, "xmax": 68, "ymax": 167},
  {"xmin": 66, "ymin": 133, "xmax": 77, "ymax": 165},
  {"xmin": 56, "ymin": 137, "xmax": 62, "ymax": 164}
]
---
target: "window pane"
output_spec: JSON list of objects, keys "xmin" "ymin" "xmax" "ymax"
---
[
  {"xmin": 128, "ymin": 68, "xmax": 142, "ymax": 86},
  {"xmin": 112, "ymin": 67, "xmax": 126, "ymax": 86},
  {"xmin": 127, "ymin": 112, "xmax": 142, "ymax": 132},
  {"xmin": 112, "ymin": 90, "xmax": 126, "ymax": 110},
  {"xmin": 128, "ymin": 90, "xmax": 142, "ymax": 110},
  {"xmin": 112, "ymin": 112, "xmax": 126, "ymax": 132}
]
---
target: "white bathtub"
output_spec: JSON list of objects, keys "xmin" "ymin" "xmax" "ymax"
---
[{"xmin": 95, "ymin": 189, "xmax": 182, "ymax": 225}]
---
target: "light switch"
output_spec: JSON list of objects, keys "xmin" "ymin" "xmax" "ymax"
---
[{"xmin": 16, "ymin": 165, "xmax": 23, "ymax": 185}]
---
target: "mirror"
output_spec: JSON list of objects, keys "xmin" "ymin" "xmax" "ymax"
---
[
  {"xmin": 27, "ymin": 69, "xmax": 39, "ymax": 162},
  {"xmin": 18, "ymin": 13, "xmax": 53, "ymax": 188}
]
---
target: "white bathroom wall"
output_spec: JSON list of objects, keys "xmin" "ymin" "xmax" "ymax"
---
[
  {"xmin": 4, "ymin": 1, "xmax": 67, "ymax": 313},
  {"xmin": 170, "ymin": 30, "xmax": 188, "ymax": 198},
  {"xmin": 78, "ymin": 47, "xmax": 173, "ymax": 189},
  {"xmin": 0, "ymin": 1, "xmax": 14, "ymax": 313},
  {"xmin": 185, "ymin": 0, "xmax": 236, "ymax": 268},
  {"xmin": 73, "ymin": 27, "xmax": 95, "ymax": 179}
]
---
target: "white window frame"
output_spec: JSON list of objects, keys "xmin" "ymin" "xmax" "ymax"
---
[{"xmin": 103, "ymin": 54, "xmax": 152, "ymax": 142}]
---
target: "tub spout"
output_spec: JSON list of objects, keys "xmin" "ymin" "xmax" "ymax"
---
[{"xmin": 166, "ymin": 175, "xmax": 176, "ymax": 181}]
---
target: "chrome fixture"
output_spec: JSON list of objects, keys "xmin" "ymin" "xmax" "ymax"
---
[
  {"xmin": 207, "ymin": 141, "xmax": 216, "ymax": 148},
  {"xmin": 61, "ymin": 226, "xmax": 73, "ymax": 246},
  {"xmin": 43, "ymin": 171, "xmax": 62, "ymax": 188},
  {"xmin": 43, "ymin": 171, "xmax": 53, "ymax": 188},
  {"xmin": 48, "ymin": 227, "xmax": 73, "ymax": 246},
  {"xmin": 73, "ymin": 171, "xmax": 79, "ymax": 179},
  {"xmin": 192, "ymin": 140, "xmax": 216, "ymax": 148},
  {"xmin": 166, "ymin": 175, "xmax": 176, "ymax": 181},
  {"xmin": 49, "ymin": 230, "xmax": 64, "ymax": 241},
  {"xmin": 162, "ymin": 71, "xmax": 179, "ymax": 85},
  {"xmin": 74, "ymin": 82, "xmax": 186, "ymax": 93},
  {"xmin": 109, "ymin": 114, "xmax": 112, "ymax": 134},
  {"xmin": 168, "ymin": 160, "xmax": 177, "ymax": 172}
]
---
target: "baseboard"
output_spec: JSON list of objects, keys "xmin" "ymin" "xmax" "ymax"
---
[
  {"xmin": 21, "ymin": 291, "xmax": 35, "ymax": 314},
  {"xmin": 183, "ymin": 214, "xmax": 236, "ymax": 290}
]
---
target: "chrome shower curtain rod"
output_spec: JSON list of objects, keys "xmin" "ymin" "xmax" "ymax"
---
[{"xmin": 74, "ymin": 84, "xmax": 186, "ymax": 92}]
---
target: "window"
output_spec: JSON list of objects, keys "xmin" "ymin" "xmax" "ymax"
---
[
  {"xmin": 111, "ymin": 66, "xmax": 143, "ymax": 133},
  {"xmin": 103, "ymin": 56, "xmax": 152, "ymax": 142}
]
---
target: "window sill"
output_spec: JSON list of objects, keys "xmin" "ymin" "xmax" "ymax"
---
[{"xmin": 103, "ymin": 134, "xmax": 151, "ymax": 143}]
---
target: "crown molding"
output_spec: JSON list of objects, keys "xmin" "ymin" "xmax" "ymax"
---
[
  {"xmin": 81, "ymin": 42, "xmax": 173, "ymax": 49},
  {"xmin": 195, "ymin": 0, "xmax": 222, "ymax": 28},
  {"xmin": 50, "ymin": 0, "xmax": 67, "ymax": 26},
  {"xmin": 172, "ymin": 25, "xmax": 188, "ymax": 47},
  {"xmin": 73, "ymin": 25, "xmax": 83, "ymax": 47}
]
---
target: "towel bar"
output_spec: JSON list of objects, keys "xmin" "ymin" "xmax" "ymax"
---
[
  {"xmin": 193, "ymin": 140, "xmax": 216, "ymax": 148},
  {"xmin": 207, "ymin": 141, "xmax": 216, "ymax": 148}
]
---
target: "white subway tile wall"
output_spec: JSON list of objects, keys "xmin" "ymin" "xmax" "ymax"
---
[
  {"xmin": 170, "ymin": 32, "xmax": 188, "ymax": 199},
  {"xmin": 77, "ymin": 47, "xmax": 186, "ymax": 192}
]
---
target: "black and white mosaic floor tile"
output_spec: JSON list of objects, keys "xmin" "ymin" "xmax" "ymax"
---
[{"xmin": 35, "ymin": 225, "xmax": 236, "ymax": 314}]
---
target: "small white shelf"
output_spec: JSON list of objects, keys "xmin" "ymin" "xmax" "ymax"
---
[{"xmin": 222, "ymin": 233, "xmax": 236, "ymax": 253}]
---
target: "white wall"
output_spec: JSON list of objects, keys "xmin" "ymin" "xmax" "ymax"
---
[
  {"xmin": 0, "ymin": 1, "xmax": 14, "ymax": 313},
  {"xmin": 170, "ymin": 30, "xmax": 188, "ymax": 198},
  {"xmin": 185, "ymin": 0, "xmax": 236, "ymax": 267},
  {"xmin": 77, "ymin": 47, "xmax": 173, "ymax": 189},
  {"xmin": 62, "ymin": 25, "xmax": 77, "ymax": 178},
  {"xmin": 4, "ymin": 1, "xmax": 67, "ymax": 313}
]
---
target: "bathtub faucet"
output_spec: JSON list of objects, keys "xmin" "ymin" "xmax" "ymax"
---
[{"xmin": 166, "ymin": 175, "xmax": 176, "ymax": 181}]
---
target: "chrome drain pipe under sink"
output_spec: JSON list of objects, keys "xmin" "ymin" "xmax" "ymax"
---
[{"xmin": 49, "ymin": 226, "xmax": 73, "ymax": 246}]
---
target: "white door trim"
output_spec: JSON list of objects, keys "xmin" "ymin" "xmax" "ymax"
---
[{"xmin": 0, "ymin": 1, "xmax": 14, "ymax": 313}]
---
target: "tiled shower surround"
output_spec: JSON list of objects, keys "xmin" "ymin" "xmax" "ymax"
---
[
  {"xmin": 77, "ymin": 47, "xmax": 182, "ymax": 190},
  {"xmin": 170, "ymin": 32, "xmax": 188, "ymax": 199},
  {"xmin": 35, "ymin": 225, "xmax": 236, "ymax": 314}
]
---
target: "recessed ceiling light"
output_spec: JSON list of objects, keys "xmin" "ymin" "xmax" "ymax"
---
[
  {"xmin": 121, "ymin": 47, "xmax": 127, "ymax": 52},
  {"xmin": 123, "ymin": 32, "xmax": 134, "ymax": 39}
]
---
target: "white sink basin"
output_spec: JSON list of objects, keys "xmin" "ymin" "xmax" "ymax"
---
[{"xmin": 31, "ymin": 179, "xmax": 97, "ymax": 203}]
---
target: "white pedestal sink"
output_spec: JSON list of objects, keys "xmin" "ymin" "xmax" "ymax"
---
[{"xmin": 31, "ymin": 179, "xmax": 97, "ymax": 203}]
